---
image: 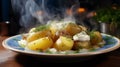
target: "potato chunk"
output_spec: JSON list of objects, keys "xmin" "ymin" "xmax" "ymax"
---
[
  {"xmin": 54, "ymin": 36, "xmax": 74, "ymax": 51},
  {"xmin": 27, "ymin": 37, "xmax": 53, "ymax": 51},
  {"xmin": 73, "ymin": 41, "xmax": 91, "ymax": 50},
  {"xmin": 26, "ymin": 30, "xmax": 52, "ymax": 43},
  {"xmin": 90, "ymin": 31, "xmax": 103, "ymax": 45},
  {"xmin": 65, "ymin": 23, "xmax": 83, "ymax": 36}
]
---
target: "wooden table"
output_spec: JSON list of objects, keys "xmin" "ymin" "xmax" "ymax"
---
[{"xmin": 0, "ymin": 36, "xmax": 120, "ymax": 67}]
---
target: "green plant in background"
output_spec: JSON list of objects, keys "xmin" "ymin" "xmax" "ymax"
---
[
  {"xmin": 93, "ymin": 8, "xmax": 111, "ymax": 23},
  {"xmin": 93, "ymin": 5, "xmax": 120, "ymax": 27},
  {"xmin": 92, "ymin": 5, "xmax": 120, "ymax": 38},
  {"xmin": 93, "ymin": 6, "xmax": 120, "ymax": 23}
]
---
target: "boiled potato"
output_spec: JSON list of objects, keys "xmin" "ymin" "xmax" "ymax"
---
[
  {"xmin": 49, "ymin": 25, "xmax": 57, "ymax": 36},
  {"xmin": 27, "ymin": 37, "xmax": 53, "ymax": 50},
  {"xmin": 73, "ymin": 41, "xmax": 91, "ymax": 50},
  {"xmin": 65, "ymin": 23, "xmax": 82, "ymax": 36},
  {"xmin": 54, "ymin": 36, "xmax": 74, "ymax": 51},
  {"xmin": 26, "ymin": 30, "xmax": 52, "ymax": 43},
  {"xmin": 90, "ymin": 31, "xmax": 103, "ymax": 45}
]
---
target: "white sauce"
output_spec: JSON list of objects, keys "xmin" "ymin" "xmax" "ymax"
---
[{"xmin": 73, "ymin": 31, "xmax": 90, "ymax": 41}]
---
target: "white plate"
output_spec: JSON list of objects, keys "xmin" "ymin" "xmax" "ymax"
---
[{"xmin": 2, "ymin": 33, "xmax": 120, "ymax": 58}]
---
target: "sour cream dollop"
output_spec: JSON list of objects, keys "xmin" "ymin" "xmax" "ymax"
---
[{"xmin": 73, "ymin": 31, "xmax": 90, "ymax": 41}]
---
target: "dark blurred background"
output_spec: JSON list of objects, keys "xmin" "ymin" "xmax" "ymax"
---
[{"xmin": 0, "ymin": 0, "xmax": 120, "ymax": 36}]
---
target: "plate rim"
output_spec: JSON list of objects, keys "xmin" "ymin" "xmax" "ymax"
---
[{"xmin": 2, "ymin": 33, "xmax": 120, "ymax": 57}]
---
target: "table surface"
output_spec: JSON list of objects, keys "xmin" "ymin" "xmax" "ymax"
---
[{"xmin": 0, "ymin": 35, "xmax": 120, "ymax": 67}]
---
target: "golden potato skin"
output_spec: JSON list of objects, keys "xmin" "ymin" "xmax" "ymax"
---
[
  {"xmin": 54, "ymin": 36, "xmax": 74, "ymax": 51},
  {"xmin": 27, "ymin": 37, "xmax": 53, "ymax": 51},
  {"xmin": 65, "ymin": 23, "xmax": 82, "ymax": 36},
  {"xmin": 26, "ymin": 30, "xmax": 52, "ymax": 43},
  {"xmin": 90, "ymin": 31, "xmax": 103, "ymax": 45},
  {"xmin": 73, "ymin": 41, "xmax": 91, "ymax": 50}
]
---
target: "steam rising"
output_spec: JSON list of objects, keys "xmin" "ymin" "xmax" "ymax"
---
[{"xmin": 11, "ymin": 0, "xmax": 82, "ymax": 33}]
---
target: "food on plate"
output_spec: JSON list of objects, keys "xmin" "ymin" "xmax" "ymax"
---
[
  {"xmin": 27, "ymin": 37, "xmax": 53, "ymax": 50},
  {"xmin": 18, "ymin": 20, "xmax": 105, "ymax": 54},
  {"xmin": 90, "ymin": 31, "xmax": 103, "ymax": 45},
  {"xmin": 26, "ymin": 30, "xmax": 52, "ymax": 43},
  {"xmin": 54, "ymin": 36, "xmax": 74, "ymax": 51}
]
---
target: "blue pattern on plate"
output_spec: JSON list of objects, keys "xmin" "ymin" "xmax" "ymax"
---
[
  {"xmin": 6, "ymin": 35, "xmax": 25, "ymax": 50},
  {"xmin": 97, "ymin": 35, "xmax": 117, "ymax": 50}
]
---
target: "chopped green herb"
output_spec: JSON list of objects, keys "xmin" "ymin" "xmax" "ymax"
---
[
  {"xmin": 88, "ymin": 30, "xmax": 96, "ymax": 39},
  {"xmin": 34, "ymin": 24, "xmax": 49, "ymax": 32}
]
